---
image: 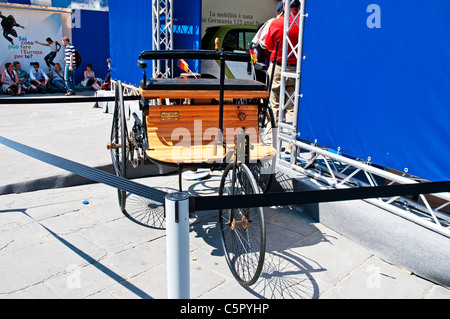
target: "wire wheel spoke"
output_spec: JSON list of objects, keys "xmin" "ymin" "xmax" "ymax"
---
[
  {"xmin": 219, "ymin": 162, "xmax": 266, "ymax": 286},
  {"xmin": 121, "ymin": 187, "xmax": 174, "ymax": 229},
  {"xmin": 250, "ymin": 105, "xmax": 276, "ymax": 193}
]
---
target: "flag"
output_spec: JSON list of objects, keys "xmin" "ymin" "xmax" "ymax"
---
[
  {"xmin": 249, "ymin": 48, "xmax": 257, "ymax": 64},
  {"xmin": 177, "ymin": 59, "xmax": 190, "ymax": 73}
]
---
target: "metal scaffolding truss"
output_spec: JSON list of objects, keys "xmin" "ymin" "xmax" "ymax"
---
[
  {"xmin": 276, "ymin": 0, "xmax": 306, "ymax": 164},
  {"xmin": 276, "ymin": 0, "xmax": 450, "ymax": 238},
  {"xmin": 152, "ymin": 0, "xmax": 174, "ymax": 78},
  {"xmin": 281, "ymin": 140, "xmax": 450, "ymax": 238},
  {"xmin": 111, "ymin": 80, "xmax": 140, "ymax": 96}
]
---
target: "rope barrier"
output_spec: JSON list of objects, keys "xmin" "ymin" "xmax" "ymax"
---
[
  {"xmin": 1, "ymin": 135, "xmax": 449, "ymax": 215},
  {"xmin": 0, "ymin": 95, "xmax": 140, "ymax": 105},
  {"xmin": 0, "ymin": 135, "xmax": 166, "ymax": 203},
  {"xmin": 192, "ymin": 181, "xmax": 450, "ymax": 212}
]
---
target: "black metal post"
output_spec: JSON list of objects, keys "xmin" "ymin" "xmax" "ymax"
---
[{"xmin": 218, "ymin": 52, "xmax": 226, "ymax": 147}]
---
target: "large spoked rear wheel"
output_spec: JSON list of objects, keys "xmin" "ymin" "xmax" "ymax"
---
[
  {"xmin": 218, "ymin": 162, "xmax": 266, "ymax": 287},
  {"xmin": 110, "ymin": 81, "xmax": 128, "ymax": 212},
  {"xmin": 251, "ymin": 105, "xmax": 276, "ymax": 193}
]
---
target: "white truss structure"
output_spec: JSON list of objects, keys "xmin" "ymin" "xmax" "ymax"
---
[
  {"xmin": 152, "ymin": 0, "xmax": 174, "ymax": 78},
  {"xmin": 111, "ymin": 80, "xmax": 140, "ymax": 96},
  {"xmin": 276, "ymin": 0, "xmax": 450, "ymax": 238},
  {"xmin": 0, "ymin": 3, "xmax": 72, "ymax": 13},
  {"xmin": 276, "ymin": 0, "xmax": 305, "ymax": 164}
]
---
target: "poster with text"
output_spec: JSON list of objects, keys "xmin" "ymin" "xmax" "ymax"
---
[
  {"xmin": 201, "ymin": 0, "xmax": 280, "ymax": 34},
  {"xmin": 0, "ymin": 8, "xmax": 67, "ymax": 73}
]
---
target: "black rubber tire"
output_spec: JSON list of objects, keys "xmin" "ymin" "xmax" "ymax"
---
[{"xmin": 218, "ymin": 161, "xmax": 266, "ymax": 286}]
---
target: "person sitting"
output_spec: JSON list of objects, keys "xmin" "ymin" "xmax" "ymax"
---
[
  {"xmin": 81, "ymin": 64, "xmax": 101, "ymax": 90},
  {"xmin": 49, "ymin": 63, "xmax": 66, "ymax": 93},
  {"xmin": 14, "ymin": 61, "xmax": 37, "ymax": 93},
  {"xmin": 101, "ymin": 58, "xmax": 111, "ymax": 90},
  {"xmin": 29, "ymin": 62, "xmax": 49, "ymax": 93},
  {"xmin": 1, "ymin": 62, "xmax": 24, "ymax": 95}
]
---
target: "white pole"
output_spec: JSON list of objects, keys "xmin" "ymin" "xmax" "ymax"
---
[{"xmin": 165, "ymin": 192, "xmax": 190, "ymax": 299}]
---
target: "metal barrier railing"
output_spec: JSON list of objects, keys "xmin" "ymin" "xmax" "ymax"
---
[{"xmin": 277, "ymin": 138, "xmax": 450, "ymax": 239}]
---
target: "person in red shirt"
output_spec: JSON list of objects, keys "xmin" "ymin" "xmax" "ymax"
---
[{"xmin": 265, "ymin": 0, "xmax": 301, "ymax": 126}]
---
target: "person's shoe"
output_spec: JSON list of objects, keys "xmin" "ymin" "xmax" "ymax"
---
[{"xmin": 65, "ymin": 92, "xmax": 75, "ymax": 96}]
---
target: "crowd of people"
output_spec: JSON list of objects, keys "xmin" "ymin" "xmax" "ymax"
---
[
  {"xmin": 1, "ymin": 35, "xmax": 111, "ymax": 96},
  {"xmin": 2, "ymin": 1, "xmax": 296, "ymax": 100}
]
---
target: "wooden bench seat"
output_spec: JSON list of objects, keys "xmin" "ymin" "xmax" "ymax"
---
[{"xmin": 145, "ymin": 143, "xmax": 275, "ymax": 164}]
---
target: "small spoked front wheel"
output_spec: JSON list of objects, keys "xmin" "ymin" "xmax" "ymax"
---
[{"xmin": 218, "ymin": 162, "xmax": 266, "ymax": 286}]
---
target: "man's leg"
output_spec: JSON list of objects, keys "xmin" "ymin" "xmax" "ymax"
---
[
  {"xmin": 269, "ymin": 64, "xmax": 297, "ymax": 124},
  {"xmin": 271, "ymin": 64, "xmax": 298, "ymax": 152},
  {"xmin": 47, "ymin": 52, "xmax": 57, "ymax": 68},
  {"xmin": 284, "ymin": 64, "xmax": 297, "ymax": 124},
  {"xmin": 69, "ymin": 67, "xmax": 76, "ymax": 94},
  {"xmin": 44, "ymin": 53, "xmax": 52, "ymax": 69},
  {"xmin": 64, "ymin": 65, "xmax": 69, "ymax": 92},
  {"xmin": 3, "ymin": 29, "xmax": 14, "ymax": 45},
  {"xmin": 268, "ymin": 63, "xmax": 281, "ymax": 126},
  {"xmin": 65, "ymin": 65, "xmax": 75, "ymax": 94}
]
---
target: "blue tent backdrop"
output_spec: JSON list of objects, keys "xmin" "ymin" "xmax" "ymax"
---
[
  {"xmin": 108, "ymin": 0, "xmax": 153, "ymax": 86},
  {"xmin": 108, "ymin": 0, "xmax": 449, "ymax": 182},
  {"xmin": 72, "ymin": 9, "xmax": 110, "ymax": 83},
  {"xmin": 108, "ymin": 0, "xmax": 201, "ymax": 86},
  {"xmin": 298, "ymin": 0, "xmax": 450, "ymax": 182}
]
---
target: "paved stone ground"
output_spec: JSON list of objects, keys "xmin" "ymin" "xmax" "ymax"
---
[
  {"xmin": 1, "ymin": 172, "xmax": 449, "ymax": 299},
  {"xmin": 0, "ymin": 96, "xmax": 449, "ymax": 299}
]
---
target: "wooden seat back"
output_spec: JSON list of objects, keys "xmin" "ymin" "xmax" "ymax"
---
[{"xmin": 146, "ymin": 104, "xmax": 259, "ymax": 149}]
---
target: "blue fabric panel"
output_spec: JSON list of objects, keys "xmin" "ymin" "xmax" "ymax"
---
[
  {"xmin": 9, "ymin": 0, "xmax": 31, "ymax": 4},
  {"xmin": 172, "ymin": 0, "xmax": 201, "ymax": 75},
  {"xmin": 7, "ymin": 0, "xmax": 31, "ymax": 4},
  {"xmin": 108, "ymin": 0, "xmax": 153, "ymax": 86},
  {"xmin": 108, "ymin": 0, "xmax": 202, "ymax": 85},
  {"xmin": 72, "ymin": 10, "xmax": 110, "ymax": 84},
  {"xmin": 298, "ymin": 0, "xmax": 450, "ymax": 181}
]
